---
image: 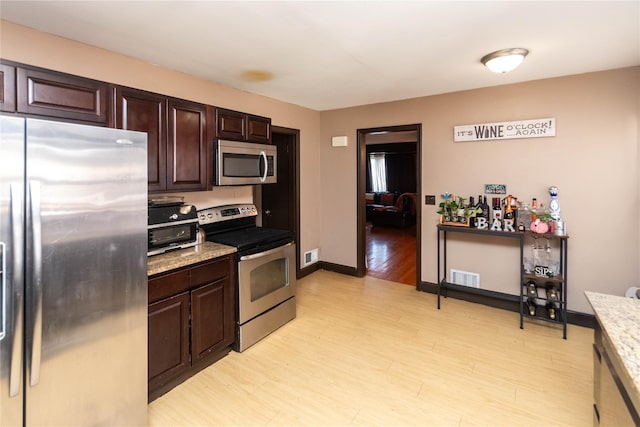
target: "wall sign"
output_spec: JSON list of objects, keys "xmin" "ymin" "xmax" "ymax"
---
[
  {"xmin": 484, "ymin": 184, "xmax": 506, "ymax": 194},
  {"xmin": 454, "ymin": 118, "xmax": 555, "ymax": 142}
]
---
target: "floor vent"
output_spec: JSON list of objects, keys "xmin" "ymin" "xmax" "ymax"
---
[{"xmin": 450, "ymin": 269, "xmax": 480, "ymax": 288}]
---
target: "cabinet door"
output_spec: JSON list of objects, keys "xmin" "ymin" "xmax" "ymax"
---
[
  {"xmin": 167, "ymin": 99, "xmax": 208, "ymax": 191},
  {"xmin": 114, "ymin": 87, "xmax": 167, "ymax": 192},
  {"xmin": 148, "ymin": 292, "xmax": 190, "ymax": 391},
  {"xmin": 215, "ymin": 108, "xmax": 246, "ymax": 141},
  {"xmin": 247, "ymin": 114, "xmax": 271, "ymax": 143},
  {"xmin": 191, "ymin": 278, "xmax": 235, "ymax": 362},
  {"xmin": 0, "ymin": 63, "xmax": 16, "ymax": 112},
  {"xmin": 16, "ymin": 67, "xmax": 109, "ymax": 124}
]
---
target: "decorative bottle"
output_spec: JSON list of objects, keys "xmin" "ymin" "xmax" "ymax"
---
[{"xmin": 548, "ymin": 186, "xmax": 561, "ymax": 221}]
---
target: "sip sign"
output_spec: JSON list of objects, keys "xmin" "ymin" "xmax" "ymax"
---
[{"xmin": 454, "ymin": 118, "xmax": 556, "ymax": 142}]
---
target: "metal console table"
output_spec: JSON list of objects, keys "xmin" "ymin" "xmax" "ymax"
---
[{"xmin": 436, "ymin": 224, "xmax": 569, "ymax": 339}]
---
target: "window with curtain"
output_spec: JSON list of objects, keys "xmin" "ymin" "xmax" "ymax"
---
[{"xmin": 369, "ymin": 153, "xmax": 387, "ymax": 193}]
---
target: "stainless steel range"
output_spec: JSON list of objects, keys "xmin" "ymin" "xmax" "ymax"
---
[{"xmin": 198, "ymin": 204, "xmax": 296, "ymax": 352}]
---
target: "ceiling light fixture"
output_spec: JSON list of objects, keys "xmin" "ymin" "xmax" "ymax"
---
[{"xmin": 481, "ymin": 48, "xmax": 529, "ymax": 73}]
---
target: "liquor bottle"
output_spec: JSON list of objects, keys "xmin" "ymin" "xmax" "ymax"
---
[
  {"xmin": 503, "ymin": 195, "xmax": 515, "ymax": 220},
  {"xmin": 548, "ymin": 186, "xmax": 561, "ymax": 221},
  {"xmin": 530, "ymin": 198, "xmax": 538, "ymax": 221}
]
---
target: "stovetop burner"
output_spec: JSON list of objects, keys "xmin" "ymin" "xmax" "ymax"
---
[{"xmin": 198, "ymin": 204, "xmax": 294, "ymax": 255}]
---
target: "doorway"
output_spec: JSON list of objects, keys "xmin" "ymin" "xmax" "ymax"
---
[
  {"xmin": 258, "ymin": 126, "xmax": 301, "ymax": 275},
  {"xmin": 357, "ymin": 124, "xmax": 422, "ymax": 287}
]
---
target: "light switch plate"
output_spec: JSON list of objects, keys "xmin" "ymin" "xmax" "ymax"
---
[{"xmin": 425, "ymin": 195, "xmax": 436, "ymax": 205}]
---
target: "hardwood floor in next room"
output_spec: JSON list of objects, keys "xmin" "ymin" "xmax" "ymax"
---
[
  {"xmin": 148, "ymin": 270, "xmax": 594, "ymax": 427},
  {"xmin": 366, "ymin": 222, "xmax": 416, "ymax": 286}
]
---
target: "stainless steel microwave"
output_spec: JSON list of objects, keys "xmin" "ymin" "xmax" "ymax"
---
[{"xmin": 215, "ymin": 140, "xmax": 277, "ymax": 185}]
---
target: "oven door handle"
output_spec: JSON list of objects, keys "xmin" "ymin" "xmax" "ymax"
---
[{"xmin": 240, "ymin": 241, "xmax": 294, "ymax": 261}]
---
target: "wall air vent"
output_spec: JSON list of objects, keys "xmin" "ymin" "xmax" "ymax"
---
[
  {"xmin": 304, "ymin": 248, "xmax": 318, "ymax": 267},
  {"xmin": 450, "ymin": 269, "xmax": 480, "ymax": 288}
]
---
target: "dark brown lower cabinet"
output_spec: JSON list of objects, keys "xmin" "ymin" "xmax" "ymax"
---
[
  {"xmin": 148, "ymin": 292, "xmax": 190, "ymax": 392},
  {"xmin": 147, "ymin": 255, "xmax": 235, "ymax": 401}
]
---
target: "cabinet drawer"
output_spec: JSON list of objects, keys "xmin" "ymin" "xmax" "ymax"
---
[
  {"xmin": 190, "ymin": 257, "xmax": 231, "ymax": 288},
  {"xmin": 148, "ymin": 269, "xmax": 190, "ymax": 303}
]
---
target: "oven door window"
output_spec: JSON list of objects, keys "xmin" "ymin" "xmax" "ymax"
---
[{"xmin": 250, "ymin": 257, "xmax": 288, "ymax": 301}]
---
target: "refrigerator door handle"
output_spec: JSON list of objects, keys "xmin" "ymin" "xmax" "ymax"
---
[
  {"xmin": 28, "ymin": 180, "xmax": 43, "ymax": 387},
  {"xmin": 0, "ymin": 242, "xmax": 5, "ymax": 342},
  {"xmin": 9, "ymin": 183, "xmax": 24, "ymax": 397}
]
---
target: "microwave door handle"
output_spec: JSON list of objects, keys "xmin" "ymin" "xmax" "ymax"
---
[{"xmin": 259, "ymin": 151, "xmax": 267, "ymax": 183}]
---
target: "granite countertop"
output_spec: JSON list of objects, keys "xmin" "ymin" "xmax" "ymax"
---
[
  {"xmin": 585, "ymin": 291, "xmax": 640, "ymax": 411},
  {"xmin": 147, "ymin": 241, "xmax": 237, "ymax": 277}
]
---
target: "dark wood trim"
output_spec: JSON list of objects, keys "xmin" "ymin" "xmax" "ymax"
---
[
  {"xmin": 357, "ymin": 124, "xmax": 422, "ymax": 283},
  {"xmin": 271, "ymin": 125, "xmax": 301, "ymax": 279},
  {"xmin": 318, "ymin": 262, "xmax": 359, "ymax": 277},
  {"xmin": 299, "ymin": 263, "xmax": 321, "ymax": 279},
  {"xmin": 418, "ymin": 280, "xmax": 595, "ymax": 329},
  {"xmin": 298, "ymin": 261, "xmax": 359, "ymax": 279}
]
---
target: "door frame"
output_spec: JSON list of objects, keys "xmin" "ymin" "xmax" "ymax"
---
[
  {"xmin": 356, "ymin": 124, "xmax": 422, "ymax": 286},
  {"xmin": 270, "ymin": 126, "xmax": 301, "ymax": 277}
]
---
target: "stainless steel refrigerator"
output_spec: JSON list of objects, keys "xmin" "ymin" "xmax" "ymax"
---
[{"xmin": 0, "ymin": 116, "xmax": 148, "ymax": 426}]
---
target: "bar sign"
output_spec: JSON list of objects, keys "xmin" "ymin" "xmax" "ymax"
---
[{"xmin": 454, "ymin": 118, "xmax": 556, "ymax": 142}]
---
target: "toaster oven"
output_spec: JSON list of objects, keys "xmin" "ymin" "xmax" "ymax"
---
[{"xmin": 148, "ymin": 203, "xmax": 198, "ymax": 256}]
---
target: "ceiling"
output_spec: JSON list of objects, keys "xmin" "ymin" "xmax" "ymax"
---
[{"xmin": 1, "ymin": 1, "xmax": 639, "ymax": 111}]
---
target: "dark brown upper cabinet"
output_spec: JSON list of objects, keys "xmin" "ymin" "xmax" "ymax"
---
[
  {"xmin": 16, "ymin": 66, "xmax": 109, "ymax": 125},
  {"xmin": 114, "ymin": 86, "xmax": 209, "ymax": 193},
  {"xmin": 215, "ymin": 107, "xmax": 271, "ymax": 144},
  {"xmin": 167, "ymin": 99, "xmax": 208, "ymax": 192},
  {"xmin": 0, "ymin": 63, "xmax": 16, "ymax": 112},
  {"xmin": 114, "ymin": 87, "xmax": 167, "ymax": 192}
]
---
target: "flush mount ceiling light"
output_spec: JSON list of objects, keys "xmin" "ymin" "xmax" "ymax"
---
[{"xmin": 481, "ymin": 48, "xmax": 529, "ymax": 73}]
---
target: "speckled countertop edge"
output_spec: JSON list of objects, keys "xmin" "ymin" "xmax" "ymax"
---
[
  {"xmin": 147, "ymin": 241, "xmax": 237, "ymax": 276},
  {"xmin": 585, "ymin": 291, "xmax": 640, "ymax": 410}
]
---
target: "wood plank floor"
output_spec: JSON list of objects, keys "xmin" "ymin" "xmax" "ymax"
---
[
  {"xmin": 366, "ymin": 223, "xmax": 416, "ymax": 286},
  {"xmin": 148, "ymin": 270, "xmax": 594, "ymax": 427}
]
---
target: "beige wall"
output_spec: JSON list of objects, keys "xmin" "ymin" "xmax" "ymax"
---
[
  {"xmin": 0, "ymin": 20, "xmax": 323, "ymax": 265},
  {"xmin": 3, "ymin": 21, "xmax": 638, "ymax": 314},
  {"xmin": 320, "ymin": 67, "xmax": 640, "ymax": 314}
]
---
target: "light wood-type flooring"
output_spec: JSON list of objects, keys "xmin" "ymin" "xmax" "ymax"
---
[
  {"xmin": 148, "ymin": 270, "xmax": 594, "ymax": 427},
  {"xmin": 366, "ymin": 223, "xmax": 417, "ymax": 286}
]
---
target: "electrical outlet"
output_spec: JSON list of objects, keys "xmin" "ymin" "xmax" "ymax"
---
[{"xmin": 425, "ymin": 195, "xmax": 436, "ymax": 205}]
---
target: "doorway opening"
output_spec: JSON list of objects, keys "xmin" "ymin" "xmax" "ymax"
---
[
  {"xmin": 256, "ymin": 126, "xmax": 301, "ymax": 276},
  {"xmin": 357, "ymin": 124, "xmax": 422, "ymax": 286}
]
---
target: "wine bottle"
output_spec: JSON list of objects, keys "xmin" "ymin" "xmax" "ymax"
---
[
  {"xmin": 481, "ymin": 196, "xmax": 490, "ymax": 221},
  {"xmin": 546, "ymin": 302, "xmax": 557, "ymax": 320},
  {"xmin": 526, "ymin": 298, "xmax": 537, "ymax": 316}
]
